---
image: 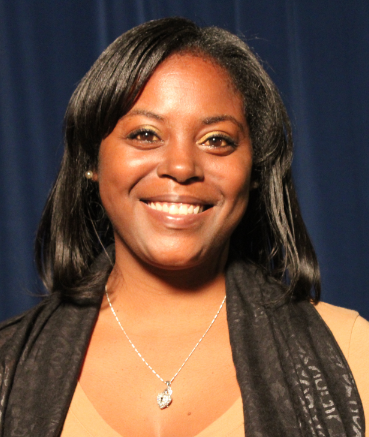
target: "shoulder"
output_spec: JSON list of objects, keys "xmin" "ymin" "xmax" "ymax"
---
[
  {"xmin": 314, "ymin": 301, "xmax": 364, "ymax": 359},
  {"xmin": 0, "ymin": 294, "xmax": 101, "ymax": 434},
  {"xmin": 0, "ymin": 312, "xmax": 26, "ymax": 350},
  {"xmin": 315, "ymin": 301, "xmax": 369, "ymax": 422},
  {"xmin": 0, "ymin": 294, "xmax": 61, "ymax": 354}
]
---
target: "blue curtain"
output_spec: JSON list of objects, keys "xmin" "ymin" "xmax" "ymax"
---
[{"xmin": 1, "ymin": 0, "xmax": 368, "ymax": 321}]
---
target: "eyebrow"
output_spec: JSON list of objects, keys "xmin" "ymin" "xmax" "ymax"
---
[
  {"xmin": 124, "ymin": 110, "xmax": 245, "ymax": 132},
  {"xmin": 202, "ymin": 115, "xmax": 245, "ymax": 133},
  {"xmin": 124, "ymin": 109, "xmax": 164, "ymax": 121}
]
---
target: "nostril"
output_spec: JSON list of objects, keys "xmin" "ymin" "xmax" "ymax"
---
[
  {"xmin": 156, "ymin": 149, "xmax": 204, "ymax": 183},
  {"xmin": 157, "ymin": 171, "xmax": 204, "ymax": 184}
]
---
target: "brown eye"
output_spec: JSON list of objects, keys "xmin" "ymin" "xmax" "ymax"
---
[
  {"xmin": 204, "ymin": 136, "xmax": 229, "ymax": 148},
  {"xmin": 128, "ymin": 129, "xmax": 161, "ymax": 143},
  {"xmin": 201, "ymin": 134, "xmax": 236, "ymax": 149}
]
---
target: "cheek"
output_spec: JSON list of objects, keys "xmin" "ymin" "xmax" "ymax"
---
[
  {"xmin": 226, "ymin": 169, "xmax": 253, "ymax": 236},
  {"xmin": 98, "ymin": 149, "xmax": 156, "ymax": 200},
  {"xmin": 222, "ymin": 157, "xmax": 253, "ymax": 206}
]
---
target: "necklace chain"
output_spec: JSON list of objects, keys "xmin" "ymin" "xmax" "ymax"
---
[{"xmin": 105, "ymin": 286, "xmax": 226, "ymax": 408}]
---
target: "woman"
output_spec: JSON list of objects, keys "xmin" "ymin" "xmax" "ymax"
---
[{"xmin": 0, "ymin": 17, "xmax": 367, "ymax": 437}]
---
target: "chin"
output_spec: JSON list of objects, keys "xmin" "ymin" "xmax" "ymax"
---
[
  {"xmin": 141, "ymin": 242, "xmax": 228, "ymax": 273},
  {"xmin": 145, "ymin": 253, "xmax": 203, "ymax": 271}
]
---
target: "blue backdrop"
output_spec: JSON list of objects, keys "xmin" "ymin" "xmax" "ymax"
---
[{"xmin": 1, "ymin": 0, "xmax": 368, "ymax": 321}]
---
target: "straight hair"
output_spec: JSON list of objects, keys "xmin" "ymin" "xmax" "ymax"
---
[{"xmin": 35, "ymin": 17, "xmax": 320, "ymax": 303}]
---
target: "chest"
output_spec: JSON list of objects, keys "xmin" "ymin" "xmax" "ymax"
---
[{"xmin": 79, "ymin": 310, "xmax": 241, "ymax": 437}]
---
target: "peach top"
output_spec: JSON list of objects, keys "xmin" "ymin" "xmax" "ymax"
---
[{"xmin": 61, "ymin": 302, "xmax": 369, "ymax": 436}]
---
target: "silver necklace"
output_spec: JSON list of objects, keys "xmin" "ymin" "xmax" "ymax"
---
[{"xmin": 105, "ymin": 286, "xmax": 226, "ymax": 409}]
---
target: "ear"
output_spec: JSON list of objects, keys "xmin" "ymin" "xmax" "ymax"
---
[{"xmin": 92, "ymin": 171, "xmax": 99, "ymax": 182}]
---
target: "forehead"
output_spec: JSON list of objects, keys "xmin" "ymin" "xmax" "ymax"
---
[
  {"xmin": 155, "ymin": 52, "xmax": 237, "ymax": 88},
  {"xmin": 127, "ymin": 53, "xmax": 244, "ymax": 120}
]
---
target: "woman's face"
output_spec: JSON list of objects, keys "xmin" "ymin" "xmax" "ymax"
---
[{"xmin": 95, "ymin": 54, "xmax": 253, "ymax": 271}]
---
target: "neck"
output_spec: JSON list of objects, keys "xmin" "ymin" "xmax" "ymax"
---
[{"xmin": 104, "ymin": 243, "xmax": 228, "ymax": 326}]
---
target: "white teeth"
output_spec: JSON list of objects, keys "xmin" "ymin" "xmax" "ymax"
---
[
  {"xmin": 147, "ymin": 202, "xmax": 204, "ymax": 215},
  {"xmin": 179, "ymin": 204, "xmax": 188, "ymax": 215},
  {"xmin": 169, "ymin": 204, "xmax": 179, "ymax": 214}
]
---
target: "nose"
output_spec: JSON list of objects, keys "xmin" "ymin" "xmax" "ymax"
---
[{"xmin": 156, "ymin": 141, "xmax": 204, "ymax": 184}]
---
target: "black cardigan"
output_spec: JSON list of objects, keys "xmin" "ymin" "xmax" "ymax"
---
[{"xmin": 0, "ymin": 258, "xmax": 365, "ymax": 436}]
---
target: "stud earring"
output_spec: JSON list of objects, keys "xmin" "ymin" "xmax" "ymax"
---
[{"xmin": 85, "ymin": 170, "xmax": 93, "ymax": 179}]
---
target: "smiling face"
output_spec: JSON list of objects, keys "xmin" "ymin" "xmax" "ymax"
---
[{"xmin": 95, "ymin": 54, "xmax": 253, "ymax": 272}]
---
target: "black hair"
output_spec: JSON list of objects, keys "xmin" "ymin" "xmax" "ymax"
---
[{"xmin": 35, "ymin": 17, "xmax": 320, "ymax": 303}]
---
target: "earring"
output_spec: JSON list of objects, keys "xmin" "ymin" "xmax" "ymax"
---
[{"xmin": 85, "ymin": 170, "xmax": 93, "ymax": 179}]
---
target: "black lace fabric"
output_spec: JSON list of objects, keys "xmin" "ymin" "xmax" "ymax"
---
[
  {"xmin": 226, "ymin": 257, "xmax": 365, "ymax": 436},
  {"xmin": 0, "ymin": 255, "xmax": 364, "ymax": 436}
]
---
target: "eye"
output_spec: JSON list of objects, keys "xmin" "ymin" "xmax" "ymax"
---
[
  {"xmin": 199, "ymin": 132, "xmax": 237, "ymax": 149},
  {"xmin": 127, "ymin": 128, "xmax": 161, "ymax": 143},
  {"xmin": 203, "ymin": 136, "xmax": 234, "ymax": 148}
]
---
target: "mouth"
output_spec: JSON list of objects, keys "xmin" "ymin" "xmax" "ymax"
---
[{"xmin": 145, "ymin": 202, "xmax": 208, "ymax": 215}]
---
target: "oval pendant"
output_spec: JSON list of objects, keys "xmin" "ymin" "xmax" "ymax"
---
[{"xmin": 157, "ymin": 382, "xmax": 172, "ymax": 409}]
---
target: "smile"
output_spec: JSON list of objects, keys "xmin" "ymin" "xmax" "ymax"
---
[{"xmin": 146, "ymin": 202, "xmax": 205, "ymax": 215}]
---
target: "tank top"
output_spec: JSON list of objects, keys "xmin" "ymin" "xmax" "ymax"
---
[
  {"xmin": 61, "ymin": 382, "xmax": 245, "ymax": 436},
  {"xmin": 61, "ymin": 302, "xmax": 369, "ymax": 436}
]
